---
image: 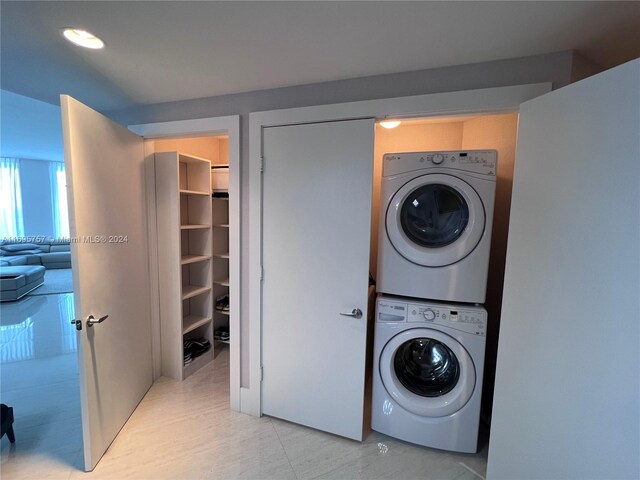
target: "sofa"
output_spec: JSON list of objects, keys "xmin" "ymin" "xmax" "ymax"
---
[
  {"xmin": 0, "ymin": 240, "xmax": 72, "ymax": 269},
  {"xmin": 0, "ymin": 265, "xmax": 46, "ymax": 301}
]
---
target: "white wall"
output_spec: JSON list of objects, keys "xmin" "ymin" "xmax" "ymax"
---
[
  {"xmin": 487, "ymin": 60, "xmax": 639, "ymax": 479},
  {"xmin": 0, "ymin": 90, "xmax": 63, "ymax": 162},
  {"xmin": 114, "ymin": 51, "xmax": 580, "ymax": 390},
  {"xmin": 152, "ymin": 136, "xmax": 222, "ymax": 163}
]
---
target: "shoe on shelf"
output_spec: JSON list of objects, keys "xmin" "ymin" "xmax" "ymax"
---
[
  {"xmin": 215, "ymin": 294, "xmax": 229, "ymax": 311},
  {"xmin": 184, "ymin": 351, "xmax": 193, "ymax": 366},
  {"xmin": 214, "ymin": 326, "xmax": 230, "ymax": 342},
  {"xmin": 184, "ymin": 338, "xmax": 211, "ymax": 359}
]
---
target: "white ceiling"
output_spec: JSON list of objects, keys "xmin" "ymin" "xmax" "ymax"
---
[{"xmin": 1, "ymin": 1, "xmax": 639, "ymax": 111}]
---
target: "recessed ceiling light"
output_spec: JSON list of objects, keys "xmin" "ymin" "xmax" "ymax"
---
[
  {"xmin": 62, "ymin": 28, "xmax": 105, "ymax": 49},
  {"xmin": 379, "ymin": 120, "xmax": 401, "ymax": 129}
]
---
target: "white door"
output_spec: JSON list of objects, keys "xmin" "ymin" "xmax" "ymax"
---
[
  {"xmin": 261, "ymin": 118, "xmax": 375, "ymax": 440},
  {"xmin": 61, "ymin": 96, "xmax": 153, "ymax": 471},
  {"xmin": 487, "ymin": 60, "xmax": 639, "ymax": 479}
]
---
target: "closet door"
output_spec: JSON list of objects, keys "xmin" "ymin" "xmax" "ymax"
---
[
  {"xmin": 261, "ymin": 118, "xmax": 374, "ymax": 440},
  {"xmin": 61, "ymin": 96, "xmax": 153, "ymax": 471},
  {"xmin": 487, "ymin": 59, "xmax": 639, "ymax": 479}
]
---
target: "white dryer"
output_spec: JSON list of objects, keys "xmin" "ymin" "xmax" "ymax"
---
[
  {"xmin": 377, "ymin": 150, "xmax": 497, "ymax": 303},
  {"xmin": 372, "ymin": 295, "xmax": 486, "ymax": 453}
]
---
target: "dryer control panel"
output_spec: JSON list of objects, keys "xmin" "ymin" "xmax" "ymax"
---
[
  {"xmin": 383, "ymin": 150, "xmax": 497, "ymax": 178},
  {"xmin": 376, "ymin": 296, "xmax": 487, "ymax": 336}
]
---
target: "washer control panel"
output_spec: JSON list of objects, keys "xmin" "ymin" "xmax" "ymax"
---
[
  {"xmin": 377, "ymin": 298, "xmax": 408, "ymax": 323},
  {"xmin": 383, "ymin": 150, "xmax": 497, "ymax": 178},
  {"xmin": 377, "ymin": 296, "xmax": 487, "ymax": 336}
]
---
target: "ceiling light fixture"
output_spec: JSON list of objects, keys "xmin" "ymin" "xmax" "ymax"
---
[
  {"xmin": 379, "ymin": 119, "xmax": 401, "ymax": 129},
  {"xmin": 62, "ymin": 28, "xmax": 105, "ymax": 49}
]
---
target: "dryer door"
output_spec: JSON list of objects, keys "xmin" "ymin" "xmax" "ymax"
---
[
  {"xmin": 380, "ymin": 328, "xmax": 475, "ymax": 417},
  {"xmin": 386, "ymin": 174, "xmax": 485, "ymax": 266}
]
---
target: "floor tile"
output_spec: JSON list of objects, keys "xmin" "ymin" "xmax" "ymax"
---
[
  {"xmin": 1, "ymin": 293, "xmax": 81, "ymax": 480},
  {"xmin": 271, "ymin": 417, "xmax": 372, "ymax": 479},
  {"xmin": 310, "ymin": 432, "xmax": 474, "ymax": 480},
  {"xmin": 1, "ymin": 292, "xmax": 488, "ymax": 479},
  {"xmin": 0, "ymin": 447, "xmax": 78, "ymax": 480}
]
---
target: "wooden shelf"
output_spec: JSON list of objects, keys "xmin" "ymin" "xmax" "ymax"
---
[
  {"xmin": 182, "ymin": 315, "xmax": 212, "ymax": 335},
  {"xmin": 156, "ymin": 150, "xmax": 214, "ymax": 382},
  {"xmin": 178, "ymin": 153, "xmax": 211, "ymax": 164},
  {"xmin": 210, "ymin": 149, "xmax": 231, "ymax": 374},
  {"xmin": 181, "ymin": 285, "xmax": 211, "ymax": 300},
  {"xmin": 179, "ymin": 189, "xmax": 209, "ymax": 196},
  {"xmin": 211, "ymin": 163, "xmax": 229, "ymax": 168},
  {"xmin": 181, "ymin": 254, "xmax": 211, "ymax": 265},
  {"xmin": 180, "ymin": 224, "xmax": 211, "ymax": 230}
]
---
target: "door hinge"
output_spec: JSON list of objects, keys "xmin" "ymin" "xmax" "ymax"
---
[
  {"xmin": 260, "ymin": 365, "xmax": 264, "ymax": 382},
  {"xmin": 260, "ymin": 156, "xmax": 264, "ymax": 173},
  {"xmin": 260, "ymin": 265, "xmax": 264, "ymax": 281}
]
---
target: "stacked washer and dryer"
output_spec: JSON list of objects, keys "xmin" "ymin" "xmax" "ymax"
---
[{"xmin": 372, "ymin": 150, "xmax": 497, "ymax": 453}]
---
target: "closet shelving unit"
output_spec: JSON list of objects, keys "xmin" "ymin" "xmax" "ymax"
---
[
  {"xmin": 156, "ymin": 152, "xmax": 214, "ymax": 380},
  {"xmin": 211, "ymin": 163, "xmax": 230, "ymax": 346}
]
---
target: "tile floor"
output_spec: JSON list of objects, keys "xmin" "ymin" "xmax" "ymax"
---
[{"xmin": 1, "ymin": 293, "xmax": 488, "ymax": 479}]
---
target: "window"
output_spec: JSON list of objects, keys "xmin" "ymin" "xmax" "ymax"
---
[
  {"xmin": 49, "ymin": 162, "xmax": 70, "ymax": 238},
  {"xmin": 0, "ymin": 158, "xmax": 25, "ymax": 239}
]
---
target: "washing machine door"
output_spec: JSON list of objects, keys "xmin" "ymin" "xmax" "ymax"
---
[
  {"xmin": 380, "ymin": 328, "xmax": 475, "ymax": 417},
  {"xmin": 386, "ymin": 174, "xmax": 485, "ymax": 266}
]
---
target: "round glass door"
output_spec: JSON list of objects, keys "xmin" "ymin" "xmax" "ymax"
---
[
  {"xmin": 400, "ymin": 184, "xmax": 469, "ymax": 248},
  {"xmin": 379, "ymin": 328, "xmax": 475, "ymax": 417},
  {"xmin": 394, "ymin": 338, "xmax": 460, "ymax": 397},
  {"xmin": 386, "ymin": 174, "xmax": 485, "ymax": 267}
]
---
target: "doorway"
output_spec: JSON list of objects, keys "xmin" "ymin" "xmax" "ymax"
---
[
  {"xmin": 135, "ymin": 116, "xmax": 242, "ymax": 413},
  {"xmin": 370, "ymin": 112, "xmax": 519, "ymax": 426},
  {"xmin": 248, "ymin": 82, "xmax": 550, "ymax": 418},
  {"xmin": 150, "ymin": 134, "xmax": 235, "ymax": 388},
  {"xmin": 56, "ymin": 101, "xmax": 242, "ymax": 472}
]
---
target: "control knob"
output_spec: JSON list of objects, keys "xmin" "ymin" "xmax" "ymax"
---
[
  {"xmin": 423, "ymin": 308, "xmax": 436, "ymax": 321},
  {"xmin": 432, "ymin": 154, "xmax": 444, "ymax": 165}
]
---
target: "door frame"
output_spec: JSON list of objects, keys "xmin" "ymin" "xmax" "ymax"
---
[
  {"xmin": 249, "ymin": 83, "xmax": 551, "ymax": 415},
  {"xmin": 128, "ymin": 115, "xmax": 241, "ymax": 412}
]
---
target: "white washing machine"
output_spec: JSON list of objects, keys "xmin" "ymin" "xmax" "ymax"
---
[
  {"xmin": 372, "ymin": 295, "xmax": 486, "ymax": 453},
  {"xmin": 377, "ymin": 150, "xmax": 497, "ymax": 303}
]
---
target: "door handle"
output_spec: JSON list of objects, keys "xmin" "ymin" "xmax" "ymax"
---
[
  {"xmin": 340, "ymin": 308, "xmax": 363, "ymax": 319},
  {"xmin": 87, "ymin": 315, "xmax": 109, "ymax": 327},
  {"xmin": 71, "ymin": 315, "xmax": 109, "ymax": 330}
]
